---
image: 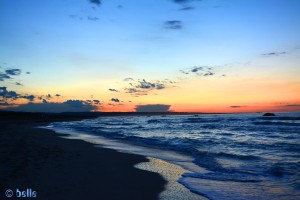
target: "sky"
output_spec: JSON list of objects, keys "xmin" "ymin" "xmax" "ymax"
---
[{"xmin": 0, "ymin": 0, "xmax": 300, "ymax": 112}]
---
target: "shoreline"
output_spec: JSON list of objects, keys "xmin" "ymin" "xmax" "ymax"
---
[
  {"xmin": 46, "ymin": 122, "xmax": 208, "ymax": 200},
  {"xmin": 0, "ymin": 117, "xmax": 166, "ymax": 200}
]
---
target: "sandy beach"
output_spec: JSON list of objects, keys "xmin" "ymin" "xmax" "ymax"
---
[{"xmin": 0, "ymin": 113, "xmax": 166, "ymax": 200}]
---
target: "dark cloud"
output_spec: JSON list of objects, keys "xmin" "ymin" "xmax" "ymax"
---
[
  {"xmin": 0, "ymin": 68, "xmax": 22, "ymax": 81},
  {"xmin": 164, "ymin": 20, "xmax": 182, "ymax": 30},
  {"xmin": 0, "ymin": 87, "xmax": 36, "ymax": 102},
  {"xmin": 5, "ymin": 69, "xmax": 21, "ymax": 76},
  {"xmin": 93, "ymin": 99, "xmax": 100, "ymax": 104},
  {"xmin": 135, "ymin": 104, "xmax": 171, "ymax": 112},
  {"xmin": 180, "ymin": 66, "xmax": 216, "ymax": 77},
  {"xmin": 173, "ymin": 0, "xmax": 190, "ymax": 3},
  {"xmin": 109, "ymin": 88, "xmax": 119, "ymax": 92},
  {"xmin": 136, "ymin": 79, "xmax": 167, "ymax": 90},
  {"xmin": 46, "ymin": 94, "xmax": 52, "ymax": 99},
  {"xmin": 3, "ymin": 99, "xmax": 98, "ymax": 113},
  {"xmin": 203, "ymin": 72, "xmax": 215, "ymax": 76},
  {"xmin": 0, "ymin": 87, "xmax": 19, "ymax": 100},
  {"xmin": 124, "ymin": 78, "xmax": 176, "ymax": 96},
  {"xmin": 15, "ymin": 82, "xmax": 23, "ymax": 86},
  {"xmin": 179, "ymin": 6, "xmax": 195, "ymax": 11},
  {"xmin": 55, "ymin": 94, "xmax": 61, "ymax": 97},
  {"xmin": 0, "ymin": 73, "xmax": 10, "ymax": 81},
  {"xmin": 89, "ymin": 0, "xmax": 101, "ymax": 6},
  {"xmin": 191, "ymin": 66, "xmax": 203, "ymax": 73},
  {"xmin": 111, "ymin": 98, "xmax": 120, "ymax": 103},
  {"xmin": 172, "ymin": 0, "xmax": 202, "ymax": 4},
  {"xmin": 26, "ymin": 72, "xmax": 31, "ymax": 74},
  {"xmin": 136, "ymin": 79, "xmax": 156, "ymax": 89},
  {"xmin": 261, "ymin": 51, "xmax": 286, "ymax": 56},
  {"xmin": 21, "ymin": 95, "xmax": 35, "ymax": 101}
]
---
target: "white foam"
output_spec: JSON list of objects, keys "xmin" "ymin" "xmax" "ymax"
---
[{"xmin": 135, "ymin": 157, "xmax": 206, "ymax": 200}]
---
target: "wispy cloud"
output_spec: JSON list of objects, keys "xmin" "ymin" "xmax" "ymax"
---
[
  {"xmin": 136, "ymin": 79, "xmax": 164, "ymax": 90},
  {"xmin": 284, "ymin": 104, "xmax": 300, "ymax": 107},
  {"xmin": 230, "ymin": 105, "xmax": 246, "ymax": 108},
  {"xmin": 261, "ymin": 51, "xmax": 287, "ymax": 57},
  {"xmin": 179, "ymin": 6, "xmax": 195, "ymax": 11},
  {"xmin": 109, "ymin": 88, "xmax": 119, "ymax": 92},
  {"xmin": 123, "ymin": 78, "xmax": 176, "ymax": 96},
  {"xmin": 164, "ymin": 20, "xmax": 183, "ymax": 30},
  {"xmin": 124, "ymin": 88, "xmax": 147, "ymax": 96},
  {"xmin": 87, "ymin": 16, "xmax": 99, "ymax": 21},
  {"xmin": 123, "ymin": 78, "xmax": 134, "ymax": 81},
  {"xmin": 15, "ymin": 82, "xmax": 23, "ymax": 86},
  {"xmin": 180, "ymin": 66, "xmax": 216, "ymax": 77}
]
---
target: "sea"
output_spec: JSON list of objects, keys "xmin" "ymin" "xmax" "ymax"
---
[{"xmin": 46, "ymin": 112, "xmax": 300, "ymax": 200}]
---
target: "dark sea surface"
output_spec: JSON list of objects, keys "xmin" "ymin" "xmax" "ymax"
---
[{"xmin": 48, "ymin": 112, "xmax": 300, "ymax": 199}]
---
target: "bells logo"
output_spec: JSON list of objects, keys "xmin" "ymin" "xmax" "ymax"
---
[
  {"xmin": 16, "ymin": 189, "xmax": 37, "ymax": 198},
  {"xmin": 5, "ymin": 188, "xmax": 37, "ymax": 198}
]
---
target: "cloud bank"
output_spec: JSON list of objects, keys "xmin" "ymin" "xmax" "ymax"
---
[
  {"xmin": 135, "ymin": 104, "xmax": 171, "ymax": 112},
  {"xmin": 3, "ymin": 100, "xmax": 98, "ymax": 113}
]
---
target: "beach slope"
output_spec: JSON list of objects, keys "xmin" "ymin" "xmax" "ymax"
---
[{"xmin": 0, "ymin": 114, "xmax": 166, "ymax": 200}]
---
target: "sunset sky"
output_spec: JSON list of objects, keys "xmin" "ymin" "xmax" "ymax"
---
[{"xmin": 0, "ymin": 0, "xmax": 300, "ymax": 112}]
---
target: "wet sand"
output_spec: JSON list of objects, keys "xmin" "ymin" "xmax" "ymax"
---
[{"xmin": 0, "ymin": 114, "xmax": 166, "ymax": 200}]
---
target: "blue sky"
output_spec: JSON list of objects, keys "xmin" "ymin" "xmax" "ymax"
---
[{"xmin": 0, "ymin": 0, "xmax": 299, "ymax": 112}]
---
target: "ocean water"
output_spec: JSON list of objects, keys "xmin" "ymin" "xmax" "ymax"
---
[{"xmin": 47, "ymin": 112, "xmax": 300, "ymax": 199}]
